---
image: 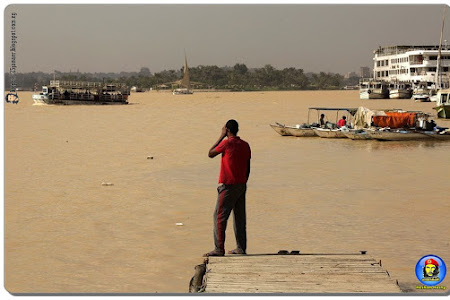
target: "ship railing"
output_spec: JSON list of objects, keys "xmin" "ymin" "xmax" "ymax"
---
[{"xmin": 50, "ymin": 80, "xmax": 129, "ymax": 90}]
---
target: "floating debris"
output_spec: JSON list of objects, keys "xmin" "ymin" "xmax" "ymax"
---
[
  {"xmin": 147, "ymin": 156, "xmax": 154, "ymax": 160},
  {"xmin": 176, "ymin": 223, "xmax": 184, "ymax": 226},
  {"xmin": 101, "ymin": 182, "xmax": 114, "ymax": 186}
]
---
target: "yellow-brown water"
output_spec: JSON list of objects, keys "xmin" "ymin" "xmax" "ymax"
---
[{"xmin": 4, "ymin": 91, "xmax": 450, "ymax": 293}]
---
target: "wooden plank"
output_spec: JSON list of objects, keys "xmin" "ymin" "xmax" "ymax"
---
[
  {"xmin": 203, "ymin": 254, "xmax": 401, "ymax": 293},
  {"xmin": 208, "ymin": 269, "xmax": 387, "ymax": 274},
  {"xmin": 208, "ymin": 262, "xmax": 381, "ymax": 269},
  {"xmin": 206, "ymin": 273, "xmax": 395, "ymax": 282},
  {"xmin": 205, "ymin": 281, "xmax": 401, "ymax": 293},
  {"xmin": 208, "ymin": 254, "xmax": 377, "ymax": 262}
]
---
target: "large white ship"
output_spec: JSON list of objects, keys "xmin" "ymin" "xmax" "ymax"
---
[
  {"xmin": 360, "ymin": 45, "xmax": 450, "ymax": 100},
  {"xmin": 372, "ymin": 45, "xmax": 450, "ymax": 85}
]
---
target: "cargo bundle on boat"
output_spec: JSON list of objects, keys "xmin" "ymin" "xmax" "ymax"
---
[{"xmin": 32, "ymin": 80, "xmax": 130, "ymax": 105}]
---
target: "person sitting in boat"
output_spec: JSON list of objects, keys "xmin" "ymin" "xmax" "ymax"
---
[
  {"xmin": 337, "ymin": 116, "xmax": 347, "ymax": 128},
  {"xmin": 319, "ymin": 114, "xmax": 326, "ymax": 127}
]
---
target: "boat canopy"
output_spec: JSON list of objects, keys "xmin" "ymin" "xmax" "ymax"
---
[
  {"xmin": 307, "ymin": 107, "xmax": 358, "ymax": 124},
  {"xmin": 308, "ymin": 107, "xmax": 357, "ymax": 112}
]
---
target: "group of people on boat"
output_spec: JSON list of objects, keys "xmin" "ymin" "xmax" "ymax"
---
[{"xmin": 319, "ymin": 113, "xmax": 347, "ymax": 128}]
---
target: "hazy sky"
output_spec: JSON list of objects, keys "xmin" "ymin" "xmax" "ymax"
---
[{"xmin": 3, "ymin": 3, "xmax": 450, "ymax": 74}]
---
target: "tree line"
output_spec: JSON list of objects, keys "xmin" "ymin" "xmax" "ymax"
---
[{"xmin": 5, "ymin": 64, "xmax": 360, "ymax": 91}]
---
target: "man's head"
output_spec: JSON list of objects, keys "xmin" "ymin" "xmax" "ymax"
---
[
  {"xmin": 342, "ymin": 116, "xmax": 347, "ymax": 120},
  {"xmin": 320, "ymin": 114, "xmax": 325, "ymax": 118},
  {"xmin": 423, "ymin": 259, "xmax": 439, "ymax": 277},
  {"xmin": 226, "ymin": 119, "xmax": 239, "ymax": 136}
]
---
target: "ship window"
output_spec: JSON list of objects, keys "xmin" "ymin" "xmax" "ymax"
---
[
  {"xmin": 409, "ymin": 55, "xmax": 423, "ymax": 64},
  {"xmin": 441, "ymin": 94, "xmax": 448, "ymax": 103},
  {"xmin": 429, "ymin": 56, "xmax": 438, "ymax": 60},
  {"xmin": 444, "ymin": 67, "xmax": 449, "ymax": 72}
]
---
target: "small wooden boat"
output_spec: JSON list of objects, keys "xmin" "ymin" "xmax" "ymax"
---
[
  {"xmin": 270, "ymin": 123, "xmax": 292, "ymax": 136},
  {"xmin": 271, "ymin": 108, "xmax": 356, "ymax": 138},
  {"xmin": 313, "ymin": 128, "xmax": 347, "ymax": 138},
  {"xmin": 270, "ymin": 123, "xmax": 317, "ymax": 137},
  {"xmin": 310, "ymin": 107, "xmax": 357, "ymax": 138},
  {"xmin": 172, "ymin": 53, "xmax": 194, "ymax": 95}
]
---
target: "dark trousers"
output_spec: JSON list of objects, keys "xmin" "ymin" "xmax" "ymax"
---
[{"xmin": 213, "ymin": 183, "xmax": 247, "ymax": 253}]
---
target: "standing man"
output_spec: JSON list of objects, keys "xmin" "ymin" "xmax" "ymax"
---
[{"xmin": 204, "ymin": 120, "xmax": 251, "ymax": 257}]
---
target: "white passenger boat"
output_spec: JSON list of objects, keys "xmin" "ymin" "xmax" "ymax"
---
[
  {"xmin": 359, "ymin": 79, "xmax": 389, "ymax": 99},
  {"xmin": 32, "ymin": 86, "xmax": 49, "ymax": 104},
  {"xmin": 412, "ymin": 82, "xmax": 435, "ymax": 102},
  {"xmin": 389, "ymin": 82, "xmax": 412, "ymax": 99},
  {"xmin": 32, "ymin": 81, "xmax": 130, "ymax": 105}
]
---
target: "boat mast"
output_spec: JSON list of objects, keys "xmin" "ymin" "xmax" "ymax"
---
[
  {"xmin": 436, "ymin": 6, "xmax": 447, "ymax": 89},
  {"xmin": 180, "ymin": 50, "xmax": 191, "ymax": 90}
]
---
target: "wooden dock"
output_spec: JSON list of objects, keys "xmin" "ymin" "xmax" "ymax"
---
[{"xmin": 193, "ymin": 252, "xmax": 402, "ymax": 294}]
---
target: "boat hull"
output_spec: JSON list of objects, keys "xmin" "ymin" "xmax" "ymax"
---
[
  {"xmin": 32, "ymin": 96, "xmax": 128, "ymax": 105},
  {"xmin": 342, "ymin": 129, "xmax": 373, "ymax": 140},
  {"xmin": 313, "ymin": 128, "xmax": 347, "ymax": 138},
  {"xmin": 389, "ymin": 89, "xmax": 412, "ymax": 99},
  {"xmin": 360, "ymin": 90, "xmax": 388, "ymax": 100},
  {"xmin": 434, "ymin": 105, "xmax": 450, "ymax": 119},
  {"xmin": 173, "ymin": 88, "xmax": 193, "ymax": 95},
  {"xmin": 413, "ymin": 94, "xmax": 431, "ymax": 102},
  {"xmin": 286, "ymin": 127, "xmax": 317, "ymax": 137},
  {"xmin": 424, "ymin": 131, "xmax": 450, "ymax": 140},
  {"xmin": 32, "ymin": 94, "xmax": 48, "ymax": 104},
  {"xmin": 366, "ymin": 130, "xmax": 433, "ymax": 141},
  {"xmin": 270, "ymin": 124, "xmax": 292, "ymax": 136}
]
